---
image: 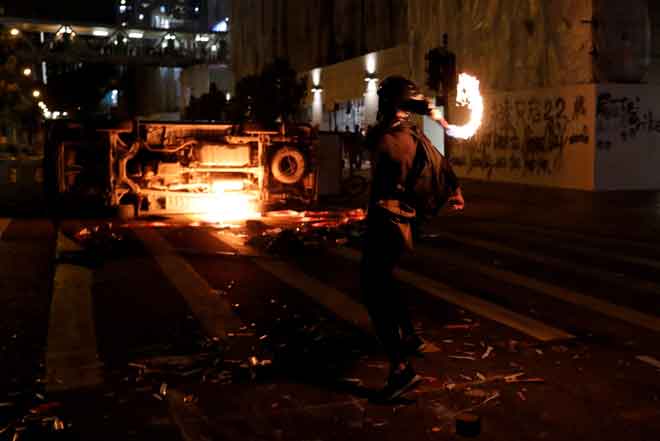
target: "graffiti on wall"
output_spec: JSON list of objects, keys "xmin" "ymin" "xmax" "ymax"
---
[
  {"xmin": 450, "ymin": 93, "xmax": 591, "ymax": 177},
  {"xmin": 596, "ymin": 93, "xmax": 660, "ymax": 151}
]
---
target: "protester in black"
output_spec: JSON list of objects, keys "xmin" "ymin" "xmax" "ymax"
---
[{"xmin": 362, "ymin": 76, "xmax": 464, "ymax": 401}]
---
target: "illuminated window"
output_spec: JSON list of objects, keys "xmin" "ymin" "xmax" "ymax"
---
[{"xmin": 212, "ymin": 20, "xmax": 228, "ymax": 32}]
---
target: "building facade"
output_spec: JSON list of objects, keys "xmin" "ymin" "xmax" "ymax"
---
[
  {"xmin": 232, "ymin": 0, "xmax": 660, "ymax": 190},
  {"xmin": 114, "ymin": 0, "xmax": 233, "ymax": 119}
]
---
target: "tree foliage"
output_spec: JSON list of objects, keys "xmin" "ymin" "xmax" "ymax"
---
[
  {"xmin": 240, "ymin": 58, "xmax": 308, "ymax": 125},
  {"xmin": 185, "ymin": 58, "xmax": 308, "ymax": 127},
  {"xmin": 0, "ymin": 32, "xmax": 40, "ymax": 144},
  {"xmin": 46, "ymin": 64, "xmax": 120, "ymax": 116}
]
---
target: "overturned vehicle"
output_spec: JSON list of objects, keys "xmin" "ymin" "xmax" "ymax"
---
[{"xmin": 45, "ymin": 120, "xmax": 319, "ymax": 218}]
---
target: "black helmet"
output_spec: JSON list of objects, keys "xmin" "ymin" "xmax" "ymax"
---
[{"xmin": 377, "ymin": 76, "xmax": 432, "ymax": 117}]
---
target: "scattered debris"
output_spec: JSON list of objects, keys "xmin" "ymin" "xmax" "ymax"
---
[
  {"xmin": 448, "ymin": 355, "xmax": 477, "ymax": 361},
  {"xmin": 482, "ymin": 392, "xmax": 500, "ymax": 405},
  {"xmin": 464, "ymin": 389, "xmax": 488, "ymax": 398},
  {"xmin": 636, "ymin": 355, "xmax": 660, "ymax": 370},
  {"xmin": 29, "ymin": 402, "xmax": 62, "ymax": 414},
  {"xmin": 444, "ymin": 323, "xmax": 480, "ymax": 330},
  {"xmin": 481, "ymin": 346, "xmax": 494, "ymax": 359},
  {"xmin": 507, "ymin": 339, "xmax": 519, "ymax": 352},
  {"xmin": 503, "ymin": 373, "xmax": 526, "ymax": 383},
  {"xmin": 506, "ymin": 377, "xmax": 545, "ymax": 384},
  {"xmin": 52, "ymin": 418, "xmax": 65, "ymax": 431}
]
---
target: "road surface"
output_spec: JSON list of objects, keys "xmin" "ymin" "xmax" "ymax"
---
[{"xmin": 1, "ymin": 188, "xmax": 659, "ymax": 440}]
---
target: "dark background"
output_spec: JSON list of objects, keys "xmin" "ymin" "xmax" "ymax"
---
[{"xmin": 1, "ymin": 0, "xmax": 115, "ymax": 23}]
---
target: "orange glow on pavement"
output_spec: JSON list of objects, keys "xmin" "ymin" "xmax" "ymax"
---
[{"xmin": 197, "ymin": 179, "xmax": 261, "ymax": 223}]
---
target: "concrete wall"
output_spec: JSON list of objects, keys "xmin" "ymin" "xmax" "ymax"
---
[
  {"xmin": 135, "ymin": 67, "xmax": 183, "ymax": 119},
  {"xmin": 181, "ymin": 65, "xmax": 211, "ymax": 110},
  {"xmin": 407, "ymin": 0, "xmax": 594, "ymax": 95},
  {"xmin": 645, "ymin": 0, "xmax": 660, "ymax": 83},
  {"xmin": 305, "ymin": 45, "xmax": 409, "ymax": 109},
  {"xmin": 231, "ymin": 0, "xmax": 408, "ymax": 80},
  {"xmin": 595, "ymin": 84, "xmax": 660, "ymax": 189},
  {"xmin": 304, "ymin": 45, "xmax": 409, "ymax": 130},
  {"xmin": 450, "ymin": 85, "xmax": 597, "ymax": 190}
]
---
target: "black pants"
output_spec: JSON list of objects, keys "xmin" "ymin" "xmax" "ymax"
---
[{"xmin": 360, "ymin": 212, "xmax": 416, "ymax": 367}]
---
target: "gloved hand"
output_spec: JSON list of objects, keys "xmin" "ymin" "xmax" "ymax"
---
[
  {"xmin": 446, "ymin": 187, "xmax": 465, "ymax": 211},
  {"xmin": 430, "ymin": 108, "xmax": 449, "ymax": 129}
]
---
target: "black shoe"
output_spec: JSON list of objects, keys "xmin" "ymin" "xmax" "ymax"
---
[
  {"xmin": 381, "ymin": 366, "xmax": 422, "ymax": 401},
  {"xmin": 403, "ymin": 334, "xmax": 427, "ymax": 355}
]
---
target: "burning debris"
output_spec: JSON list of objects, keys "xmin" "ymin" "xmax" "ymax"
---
[{"xmin": 245, "ymin": 209, "xmax": 367, "ymax": 255}]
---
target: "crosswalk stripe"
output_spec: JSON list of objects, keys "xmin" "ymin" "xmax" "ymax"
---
[
  {"xmin": 134, "ymin": 228, "xmax": 245, "ymax": 340},
  {"xmin": 332, "ymin": 247, "xmax": 574, "ymax": 342},
  {"xmin": 433, "ymin": 232, "xmax": 660, "ymax": 297},
  {"xmin": 449, "ymin": 222, "xmax": 660, "ymax": 272},
  {"xmin": 0, "ymin": 218, "xmax": 10, "ymax": 238},
  {"xmin": 467, "ymin": 219, "xmax": 660, "ymax": 254},
  {"xmin": 212, "ymin": 231, "xmax": 373, "ymax": 333},
  {"xmin": 46, "ymin": 231, "xmax": 102, "ymax": 392},
  {"xmin": 415, "ymin": 245, "xmax": 660, "ymax": 333}
]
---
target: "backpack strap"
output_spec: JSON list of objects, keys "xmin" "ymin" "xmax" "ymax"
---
[{"xmin": 403, "ymin": 125, "xmax": 428, "ymax": 198}]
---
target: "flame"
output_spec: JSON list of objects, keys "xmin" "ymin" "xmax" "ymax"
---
[
  {"xmin": 198, "ymin": 179, "xmax": 261, "ymax": 223},
  {"xmin": 446, "ymin": 73, "xmax": 484, "ymax": 140}
]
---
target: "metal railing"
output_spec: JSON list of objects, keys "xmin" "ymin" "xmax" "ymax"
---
[{"xmin": 1, "ymin": 17, "xmax": 229, "ymax": 67}]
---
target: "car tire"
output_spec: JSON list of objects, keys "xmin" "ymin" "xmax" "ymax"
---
[{"xmin": 271, "ymin": 147, "xmax": 306, "ymax": 185}]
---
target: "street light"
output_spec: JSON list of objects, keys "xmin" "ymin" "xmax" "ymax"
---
[
  {"xmin": 23, "ymin": 68, "xmax": 32, "ymax": 77},
  {"xmin": 9, "ymin": 28, "xmax": 20, "ymax": 36},
  {"xmin": 32, "ymin": 90, "xmax": 41, "ymax": 98}
]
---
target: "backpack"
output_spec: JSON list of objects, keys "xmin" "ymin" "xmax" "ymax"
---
[{"xmin": 404, "ymin": 124, "xmax": 453, "ymax": 218}]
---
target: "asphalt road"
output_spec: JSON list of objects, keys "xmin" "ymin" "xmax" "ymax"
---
[{"xmin": 1, "ymin": 186, "xmax": 660, "ymax": 440}]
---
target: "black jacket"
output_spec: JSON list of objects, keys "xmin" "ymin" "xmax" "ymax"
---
[{"xmin": 366, "ymin": 118, "xmax": 459, "ymax": 216}]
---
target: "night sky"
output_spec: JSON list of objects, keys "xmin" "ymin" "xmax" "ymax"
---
[{"xmin": 3, "ymin": 0, "xmax": 116, "ymax": 24}]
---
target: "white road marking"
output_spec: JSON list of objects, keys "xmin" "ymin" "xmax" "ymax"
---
[
  {"xmin": 467, "ymin": 219, "xmax": 660, "ymax": 254},
  {"xmin": 451, "ymin": 222, "xmax": 660, "ymax": 272},
  {"xmin": 167, "ymin": 389, "xmax": 213, "ymax": 441},
  {"xmin": 217, "ymin": 228, "xmax": 571, "ymax": 342},
  {"xmin": 134, "ymin": 228, "xmax": 244, "ymax": 340},
  {"xmin": 0, "ymin": 218, "xmax": 10, "ymax": 238},
  {"xmin": 415, "ymin": 245, "xmax": 660, "ymax": 333},
  {"xmin": 213, "ymin": 231, "xmax": 373, "ymax": 333},
  {"xmin": 433, "ymin": 232, "xmax": 660, "ymax": 297},
  {"xmin": 46, "ymin": 231, "xmax": 102, "ymax": 392},
  {"xmin": 332, "ymin": 247, "xmax": 574, "ymax": 342}
]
